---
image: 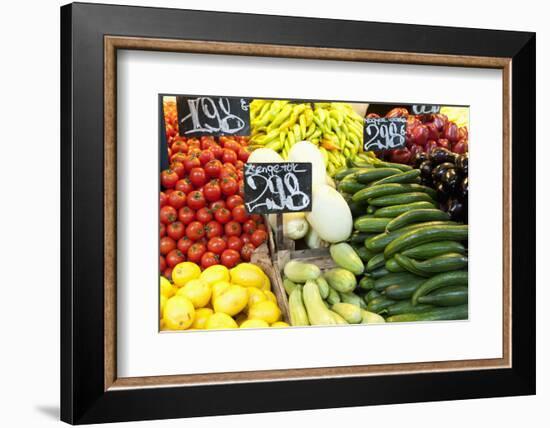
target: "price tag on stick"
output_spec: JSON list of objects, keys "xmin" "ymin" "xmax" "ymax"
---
[
  {"xmin": 363, "ymin": 117, "xmax": 407, "ymax": 151},
  {"xmin": 244, "ymin": 163, "xmax": 312, "ymax": 214},
  {"xmin": 176, "ymin": 96, "xmax": 251, "ymax": 137}
]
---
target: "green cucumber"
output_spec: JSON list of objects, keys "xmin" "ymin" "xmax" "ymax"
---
[
  {"xmin": 370, "ymin": 267, "xmax": 390, "ymax": 279},
  {"xmin": 384, "ymin": 282, "xmax": 422, "ymax": 300},
  {"xmin": 349, "ymin": 231, "xmax": 375, "ymax": 245},
  {"xmin": 386, "ymin": 209, "xmax": 450, "ymax": 232},
  {"xmin": 358, "ymin": 276, "xmax": 375, "ymax": 290},
  {"xmin": 374, "ymin": 201, "xmax": 436, "ymax": 218},
  {"xmin": 365, "ymin": 289, "xmax": 381, "ymax": 303},
  {"xmin": 369, "ymin": 158, "xmax": 413, "ymax": 172},
  {"xmin": 385, "ymin": 225, "xmax": 469, "ymax": 258},
  {"xmin": 386, "ymin": 301, "xmax": 434, "ymax": 316},
  {"xmin": 354, "ymin": 245, "xmax": 376, "ymax": 262},
  {"xmin": 368, "ymin": 192, "xmax": 436, "ymax": 207},
  {"xmin": 418, "ymin": 285, "xmax": 468, "ymax": 306},
  {"xmin": 394, "ymin": 254, "xmax": 431, "ymax": 278},
  {"xmin": 334, "ymin": 167, "xmax": 366, "ymax": 181},
  {"xmin": 338, "ymin": 179, "xmax": 365, "ymax": 195},
  {"xmin": 348, "ymin": 199, "xmax": 369, "ymax": 217},
  {"xmin": 386, "ymin": 304, "xmax": 468, "ymax": 322},
  {"xmin": 366, "ymin": 205, "xmax": 376, "ymax": 215},
  {"xmin": 404, "ymin": 253, "xmax": 468, "ymax": 274},
  {"xmin": 371, "ymin": 169, "xmax": 421, "ymax": 186},
  {"xmin": 354, "ymin": 168, "xmax": 402, "ymax": 184},
  {"xmin": 352, "ymin": 183, "xmax": 436, "ymax": 202},
  {"xmin": 354, "ymin": 216, "xmax": 392, "ymax": 233},
  {"xmin": 402, "ymin": 241, "xmax": 466, "ymax": 259},
  {"xmin": 367, "ymin": 296, "xmax": 397, "ymax": 314},
  {"xmin": 385, "ymin": 257, "xmax": 405, "ymax": 273},
  {"xmin": 365, "ymin": 221, "xmax": 456, "ymax": 253},
  {"xmin": 366, "ymin": 252, "xmax": 385, "ymax": 272},
  {"xmin": 373, "ymin": 272, "xmax": 424, "ymax": 291},
  {"xmin": 411, "ymin": 271, "xmax": 468, "ymax": 305}
]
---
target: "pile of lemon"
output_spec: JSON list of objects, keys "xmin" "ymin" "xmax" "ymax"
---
[{"xmin": 160, "ymin": 262, "xmax": 289, "ymax": 330}]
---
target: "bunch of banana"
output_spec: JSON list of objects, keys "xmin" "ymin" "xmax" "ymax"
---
[{"xmin": 249, "ymin": 100, "xmax": 366, "ymax": 176}]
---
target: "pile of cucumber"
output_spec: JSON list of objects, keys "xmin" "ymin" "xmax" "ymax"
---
[{"xmin": 337, "ymin": 161, "xmax": 469, "ymax": 322}]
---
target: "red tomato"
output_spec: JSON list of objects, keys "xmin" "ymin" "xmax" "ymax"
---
[
  {"xmin": 185, "ymin": 221, "xmax": 205, "ymax": 241},
  {"xmin": 210, "ymin": 143, "xmax": 223, "ymax": 159},
  {"xmin": 250, "ymin": 229, "xmax": 268, "ymax": 247},
  {"xmin": 240, "ymin": 243, "xmax": 255, "ymax": 262},
  {"xmin": 161, "ymin": 169, "xmax": 179, "ymax": 189},
  {"xmin": 220, "ymin": 249, "xmax": 240, "ymax": 268},
  {"xmin": 226, "ymin": 236, "xmax": 243, "ymax": 252},
  {"xmin": 174, "ymin": 178, "xmax": 193, "ymax": 194},
  {"xmin": 231, "ymin": 205, "xmax": 249, "ymax": 223},
  {"xmin": 205, "ymin": 221, "xmax": 223, "ymax": 239},
  {"xmin": 207, "ymin": 237, "xmax": 227, "ymax": 254},
  {"xmin": 221, "ymin": 138, "xmax": 240, "ymax": 152},
  {"xmin": 187, "ymin": 190, "xmax": 206, "ymax": 210},
  {"xmin": 224, "ymin": 221, "xmax": 242, "ymax": 237},
  {"xmin": 226, "ymin": 195, "xmax": 244, "ymax": 210},
  {"xmin": 160, "ymin": 205, "xmax": 177, "ymax": 224},
  {"xmin": 168, "ymin": 190, "xmax": 186, "ymax": 209},
  {"xmin": 214, "ymin": 207, "xmax": 232, "ymax": 224},
  {"xmin": 160, "ymin": 192, "xmax": 167, "ymax": 208},
  {"xmin": 237, "ymin": 147, "xmax": 251, "ymax": 162},
  {"xmin": 177, "ymin": 206, "xmax": 195, "ymax": 225},
  {"xmin": 189, "ymin": 167, "xmax": 207, "ymax": 188},
  {"xmin": 241, "ymin": 234, "xmax": 251, "ymax": 245},
  {"xmin": 170, "ymin": 162, "xmax": 185, "ymax": 179},
  {"xmin": 167, "ymin": 221, "xmax": 185, "ymax": 241},
  {"xmin": 201, "ymin": 251, "xmax": 219, "ymax": 269},
  {"xmin": 219, "ymin": 167, "xmax": 238, "ymax": 181},
  {"xmin": 203, "ymin": 181, "xmax": 222, "ymax": 202},
  {"xmin": 204, "ymin": 159, "xmax": 222, "ymax": 178},
  {"xmin": 170, "ymin": 152, "xmax": 187, "ymax": 165},
  {"xmin": 183, "ymin": 154, "xmax": 201, "ymax": 172},
  {"xmin": 237, "ymin": 179, "xmax": 245, "ymax": 198},
  {"xmin": 171, "ymin": 140, "xmax": 188, "ymax": 154},
  {"xmin": 200, "ymin": 136, "xmax": 215, "ymax": 150},
  {"xmin": 220, "ymin": 177, "xmax": 238, "ymax": 196},
  {"xmin": 257, "ymin": 224, "xmax": 267, "ymax": 231},
  {"xmin": 160, "ymin": 236, "xmax": 176, "ymax": 255},
  {"xmin": 196, "ymin": 207, "xmax": 213, "ymax": 224},
  {"xmin": 250, "ymin": 214, "xmax": 263, "ymax": 223},
  {"xmin": 187, "ymin": 242, "xmax": 206, "ymax": 263},
  {"xmin": 160, "ymin": 223, "xmax": 166, "ymax": 238},
  {"xmin": 177, "ymin": 236, "xmax": 193, "ymax": 254},
  {"xmin": 222, "ymin": 149, "xmax": 238, "ymax": 164},
  {"xmin": 243, "ymin": 219, "xmax": 257, "ymax": 234},
  {"xmin": 164, "ymin": 188, "xmax": 175, "ymax": 196},
  {"xmin": 209, "ymin": 200, "xmax": 226, "ymax": 212},
  {"xmin": 199, "ymin": 150, "xmax": 215, "ymax": 166},
  {"xmin": 163, "ymin": 267, "xmax": 173, "ymax": 281},
  {"xmin": 160, "ymin": 255, "xmax": 166, "ymax": 272},
  {"xmin": 166, "ymin": 249, "xmax": 186, "ymax": 267}
]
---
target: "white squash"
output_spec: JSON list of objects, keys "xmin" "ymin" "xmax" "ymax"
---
[
  {"xmin": 287, "ymin": 141, "xmax": 327, "ymax": 186},
  {"xmin": 247, "ymin": 148, "xmax": 284, "ymax": 164},
  {"xmin": 304, "ymin": 225, "xmax": 329, "ymax": 249},
  {"xmin": 306, "ymin": 184, "xmax": 353, "ymax": 243},
  {"xmin": 268, "ymin": 213, "xmax": 309, "ymax": 240}
]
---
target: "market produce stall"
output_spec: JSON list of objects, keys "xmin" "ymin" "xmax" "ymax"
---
[{"xmin": 159, "ymin": 96, "xmax": 469, "ymax": 331}]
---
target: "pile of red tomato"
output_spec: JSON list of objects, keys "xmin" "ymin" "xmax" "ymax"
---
[
  {"xmin": 159, "ymin": 119, "xmax": 268, "ymax": 279},
  {"xmin": 369, "ymin": 107, "xmax": 468, "ymax": 166}
]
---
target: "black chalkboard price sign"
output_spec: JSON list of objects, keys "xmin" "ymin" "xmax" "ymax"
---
[
  {"xmin": 363, "ymin": 117, "xmax": 407, "ymax": 151},
  {"xmin": 411, "ymin": 104, "xmax": 441, "ymax": 114},
  {"xmin": 176, "ymin": 96, "xmax": 251, "ymax": 137},
  {"xmin": 244, "ymin": 163, "xmax": 312, "ymax": 214}
]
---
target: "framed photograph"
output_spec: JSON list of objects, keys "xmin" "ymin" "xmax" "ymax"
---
[{"xmin": 61, "ymin": 2, "xmax": 535, "ymax": 424}]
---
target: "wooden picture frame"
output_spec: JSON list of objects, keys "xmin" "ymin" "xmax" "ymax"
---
[{"xmin": 61, "ymin": 2, "xmax": 535, "ymax": 424}]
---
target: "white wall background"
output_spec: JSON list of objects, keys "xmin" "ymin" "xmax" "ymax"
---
[{"xmin": 0, "ymin": 0, "xmax": 546, "ymax": 427}]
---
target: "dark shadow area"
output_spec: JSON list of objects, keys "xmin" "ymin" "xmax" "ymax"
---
[{"xmin": 35, "ymin": 405, "xmax": 59, "ymax": 420}]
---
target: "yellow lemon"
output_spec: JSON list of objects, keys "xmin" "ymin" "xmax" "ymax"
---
[
  {"xmin": 229, "ymin": 263, "xmax": 265, "ymax": 288},
  {"xmin": 191, "ymin": 307, "xmax": 214, "ymax": 329},
  {"xmin": 240, "ymin": 319, "xmax": 269, "ymax": 329},
  {"xmin": 160, "ymin": 276, "xmax": 176, "ymax": 298},
  {"xmin": 247, "ymin": 287, "xmax": 267, "ymax": 309},
  {"xmin": 213, "ymin": 285, "xmax": 248, "ymax": 316},
  {"xmin": 271, "ymin": 321, "xmax": 290, "ymax": 328},
  {"xmin": 205, "ymin": 312, "xmax": 238, "ymax": 330},
  {"xmin": 160, "ymin": 294, "xmax": 167, "ymax": 319},
  {"xmin": 163, "ymin": 296, "xmax": 195, "ymax": 330},
  {"xmin": 172, "ymin": 262, "xmax": 201, "ymax": 288},
  {"xmin": 235, "ymin": 312, "xmax": 248, "ymax": 326},
  {"xmin": 260, "ymin": 272, "xmax": 271, "ymax": 291},
  {"xmin": 263, "ymin": 290, "xmax": 277, "ymax": 304},
  {"xmin": 200, "ymin": 265, "xmax": 230, "ymax": 286},
  {"xmin": 160, "ymin": 318, "xmax": 166, "ymax": 330},
  {"xmin": 248, "ymin": 300, "xmax": 281, "ymax": 324},
  {"xmin": 176, "ymin": 278, "xmax": 211, "ymax": 308},
  {"xmin": 212, "ymin": 280, "xmax": 231, "ymax": 297}
]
